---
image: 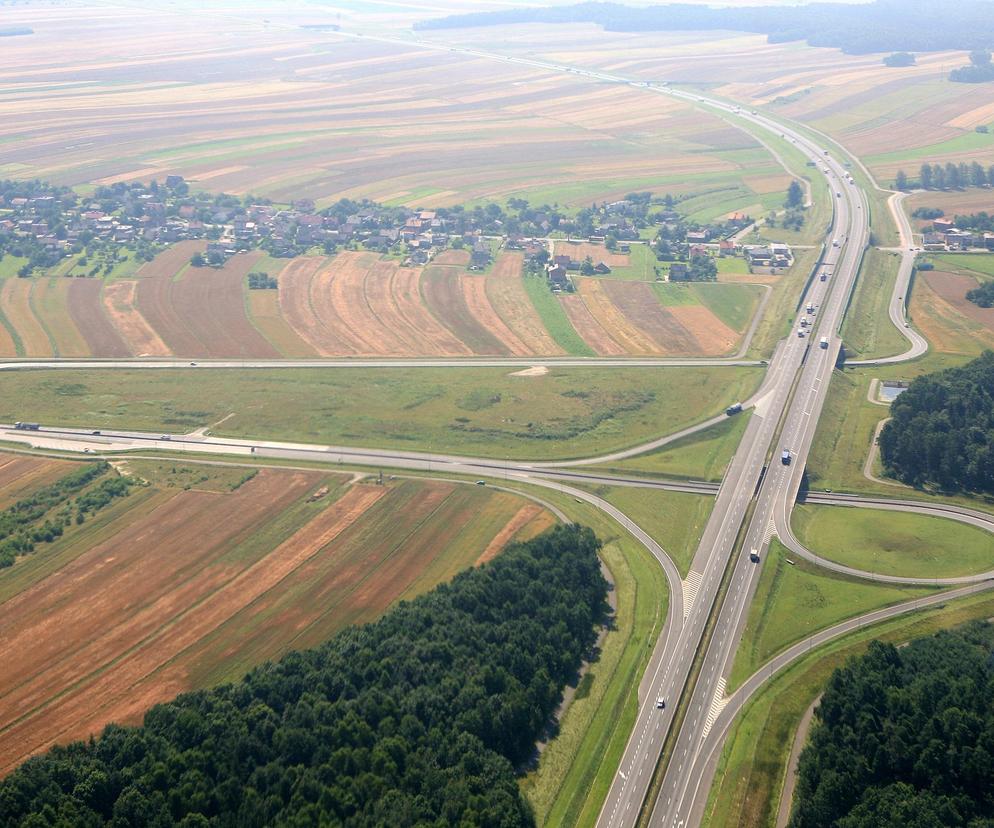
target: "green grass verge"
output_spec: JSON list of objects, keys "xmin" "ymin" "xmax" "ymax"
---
[
  {"xmin": 840, "ymin": 247, "xmax": 908, "ymax": 359},
  {"xmin": 792, "ymin": 503, "xmax": 994, "ymax": 578},
  {"xmin": 727, "ymin": 540, "xmax": 936, "ymax": 691},
  {"xmin": 703, "ymin": 588, "xmax": 994, "ymax": 828},
  {"xmin": 592, "ymin": 412, "xmax": 750, "ymax": 482},
  {"xmin": 601, "ymin": 243, "xmax": 657, "ymax": 281},
  {"xmin": 0, "ymin": 366, "xmax": 762, "ymax": 461},
  {"xmin": 652, "ymin": 282, "xmax": 763, "ymax": 334},
  {"xmin": 506, "ymin": 484, "xmax": 667, "ymax": 828},
  {"xmin": 931, "ymin": 252, "xmax": 994, "ymax": 279},
  {"xmin": 572, "ymin": 485, "xmax": 713, "ymax": 577},
  {"xmin": 521, "ymin": 274, "xmax": 595, "ymax": 356}
]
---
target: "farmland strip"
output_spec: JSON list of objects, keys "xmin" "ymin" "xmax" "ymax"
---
[
  {"xmin": 67, "ymin": 279, "xmax": 130, "ymax": 357},
  {"xmin": 391, "ymin": 265, "xmax": 470, "ymax": 355},
  {"xmin": 578, "ymin": 277, "xmax": 664, "ymax": 354},
  {"xmin": 1, "ymin": 279, "xmax": 51, "ymax": 356},
  {"xmin": 602, "ymin": 280, "xmax": 700, "ymax": 354},
  {"xmin": 461, "ymin": 272, "xmax": 531, "ymax": 355},
  {"xmin": 485, "ymin": 252, "xmax": 563, "ymax": 356},
  {"xmin": 32, "ymin": 278, "xmax": 89, "ymax": 357},
  {"xmin": 321, "ymin": 251, "xmax": 386, "ymax": 354},
  {"xmin": 421, "ymin": 265, "xmax": 508, "ymax": 355},
  {"xmin": 277, "ymin": 256, "xmax": 332, "ymax": 355},
  {"xmin": 475, "ymin": 503, "xmax": 544, "ymax": 566},
  {"xmin": 102, "ymin": 280, "xmax": 168, "ymax": 356},
  {"xmin": 558, "ymin": 294, "xmax": 626, "ymax": 356},
  {"xmin": 246, "ymin": 290, "xmax": 318, "ymax": 357}
]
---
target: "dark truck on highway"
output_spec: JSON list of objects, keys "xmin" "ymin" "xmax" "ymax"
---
[{"xmin": 14, "ymin": 422, "xmax": 40, "ymax": 431}]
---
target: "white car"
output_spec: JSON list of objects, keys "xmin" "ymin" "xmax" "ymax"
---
[{"xmin": 656, "ymin": 697, "xmax": 666, "ymax": 709}]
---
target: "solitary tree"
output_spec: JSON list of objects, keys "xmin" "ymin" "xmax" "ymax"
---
[
  {"xmin": 786, "ymin": 180, "xmax": 804, "ymax": 208},
  {"xmin": 895, "ymin": 170, "xmax": 909, "ymax": 191}
]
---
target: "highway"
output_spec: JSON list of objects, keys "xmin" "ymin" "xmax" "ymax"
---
[{"xmin": 0, "ymin": 25, "xmax": 972, "ymax": 828}]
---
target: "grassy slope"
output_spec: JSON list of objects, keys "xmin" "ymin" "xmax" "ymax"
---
[
  {"xmin": 793, "ymin": 503, "xmax": 994, "ymax": 578},
  {"xmin": 593, "ymin": 412, "xmax": 750, "ymax": 482},
  {"xmin": 521, "ymin": 274, "xmax": 595, "ymax": 356},
  {"xmin": 576, "ymin": 485, "xmax": 713, "ymax": 577},
  {"xmin": 511, "ymin": 485, "xmax": 667, "ymax": 828},
  {"xmin": 840, "ymin": 247, "xmax": 908, "ymax": 359},
  {"xmin": 0, "ymin": 366, "xmax": 762, "ymax": 461},
  {"xmin": 727, "ymin": 540, "xmax": 936, "ymax": 691},
  {"xmin": 704, "ymin": 588, "xmax": 994, "ymax": 828}
]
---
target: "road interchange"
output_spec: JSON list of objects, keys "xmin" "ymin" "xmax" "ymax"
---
[{"xmin": 2, "ymin": 35, "xmax": 988, "ymax": 828}]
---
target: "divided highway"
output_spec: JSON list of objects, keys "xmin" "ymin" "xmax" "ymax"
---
[{"xmin": 0, "ymin": 30, "xmax": 973, "ymax": 828}]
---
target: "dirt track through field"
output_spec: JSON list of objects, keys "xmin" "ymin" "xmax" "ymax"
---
[
  {"xmin": 68, "ymin": 279, "xmax": 131, "ymax": 357},
  {"xmin": 0, "ymin": 469, "xmax": 319, "ymax": 774},
  {"xmin": 559, "ymin": 294, "xmax": 626, "ymax": 355},
  {"xmin": 578, "ymin": 278, "xmax": 664, "ymax": 354},
  {"xmin": 1, "ymin": 279, "xmax": 51, "ymax": 356},
  {"xmin": 486, "ymin": 253, "xmax": 563, "ymax": 356},
  {"xmin": 102, "ymin": 280, "xmax": 169, "ymax": 356}
]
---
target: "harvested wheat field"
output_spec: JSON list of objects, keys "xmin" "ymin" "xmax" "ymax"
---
[
  {"xmin": 67, "ymin": 279, "xmax": 131, "ymax": 357},
  {"xmin": 31, "ymin": 279, "xmax": 89, "ymax": 357},
  {"xmin": 911, "ymin": 270, "xmax": 994, "ymax": 356},
  {"xmin": 0, "ymin": 279, "xmax": 51, "ymax": 356},
  {"xmin": 0, "ymin": 461, "xmax": 554, "ymax": 774},
  {"xmin": 559, "ymin": 294, "xmax": 626, "ymax": 355},
  {"xmin": 578, "ymin": 278, "xmax": 664, "ymax": 355},
  {"xmin": 486, "ymin": 253, "xmax": 564, "ymax": 356}
]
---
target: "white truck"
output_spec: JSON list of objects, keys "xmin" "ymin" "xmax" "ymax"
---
[{"xmin": 819, "ymin": 336, "xmax": 829, "ymax": 349}]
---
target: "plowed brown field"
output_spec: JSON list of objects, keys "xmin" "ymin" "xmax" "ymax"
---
[
  {"xmin": 559, "ymin": 294, "xmax": 626, "ymax": 355},
  {"xmin": 602, "ymin": 281, "xmax": 699, "ymax": 353},
  {"xmin": 135, "ymin": 239, "xmax": 205, "ymax": 279},
  {"xmin": 0, "ymin": 469, "xmax": 318, "ymax": 774},
  {"xmin": 486, "ymin": 253, "xmax": 563, "ymax": 356},
  {"xmin": 68, "ymin": 279, "xmax": 131, "ymax": 357},
  {"xmin": 0, "ymin": 465, "xmax": 554, "ymax": 773},
  {"xmin": 103, "ymin": 280, "xmax": 169, "ymax": 356},
  {"xmin": 0, "ymin": 454, "xmax": 71, "ymax": 508}
]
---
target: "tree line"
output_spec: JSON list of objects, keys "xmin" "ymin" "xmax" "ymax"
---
[
  {"xmin": 790, "ymin": 622, "xmax": 994, "ymax": 827},
  {"xmin": 417, "ymin": 1, "xmax": 994, "ymax": 56},
  {"xmin": 895, "ymin": 162, "xmax": 994, "ymax": 192},
  {"xmin": 967, "ymin": 281, "xmax": 994, "ymax": 308},
  {"xmin": 879, "ymin": 351, "xmax": 994, "ymax": 493},
  {"xmin": 0, "ymin": 524, "xmax": 609, "ymax": 827}
]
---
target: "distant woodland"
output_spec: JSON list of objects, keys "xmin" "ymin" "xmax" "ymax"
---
[
  {"xmin": 879, "ymin": 351, "xmax": 994, "ymax": 494},
  {"xmin": 418, "ymin": 0, "xmax": 994, "ymax": 56},
  {"xmin": 790, "ymin": 622, "xmax": 994, "ymax": 827},
  {"xmin": 0, "ymin": 524, "xmax": 609, "ymax": 827}
]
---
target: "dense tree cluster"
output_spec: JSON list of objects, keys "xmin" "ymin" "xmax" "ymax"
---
[
  {"xmin": 878, "ymin": 351, "xmax": 994, "ymax": 493},
  {"xmin": 951, "ymin": 50, "xmax": 994, "ymax": 83},
  {"xmin": 883, "ymin": 52, "xmax": 916, "ymax": 67},
  {"xmin": 966, "ymin": 281, "xmax": 994, "ymax": 308},
  {"xmin": 790, "ymin": 622, "xmax": 994, "ymax": 827},
  {"xmin": 417, "ymin": 1, "xmax": 994, "ymax": 55},
  {"xmin": 0, "ymin": 524, "xmax": 609, "ymax": 827},
  {"xmin": 0, "ymin": 462, "xmax": 113, "ymax": 567},
  {"xmin": 895, "ymin": 162, "xmax": 994, "ymax": 191}
]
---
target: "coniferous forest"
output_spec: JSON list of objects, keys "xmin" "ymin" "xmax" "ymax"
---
[
  {"xmin": 878, "ymin": 351, "xmax": 994, "ymax": 494},
  {"xmin": 0, "ymin": 524, "xmax": 609, "ymax": 827},
  {"xmin": 790, "ymin": 622, "xmax": 994, "ymax": 827}
]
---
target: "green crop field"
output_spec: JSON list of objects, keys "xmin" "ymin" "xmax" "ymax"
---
[
  {"xmin": 521, "ymin": 274, "xmax": 595, "ymax": 356},
  {"xmin": 0, "ymin": 366, "xmax": 763, "ymax": 461},
  {"xmin": 727, "ymin": 541, "xmax": 935, "ymax": 691},
  {"xmin": 793, "ymin": 504, "xmax": 994, "ymax": 578}
]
